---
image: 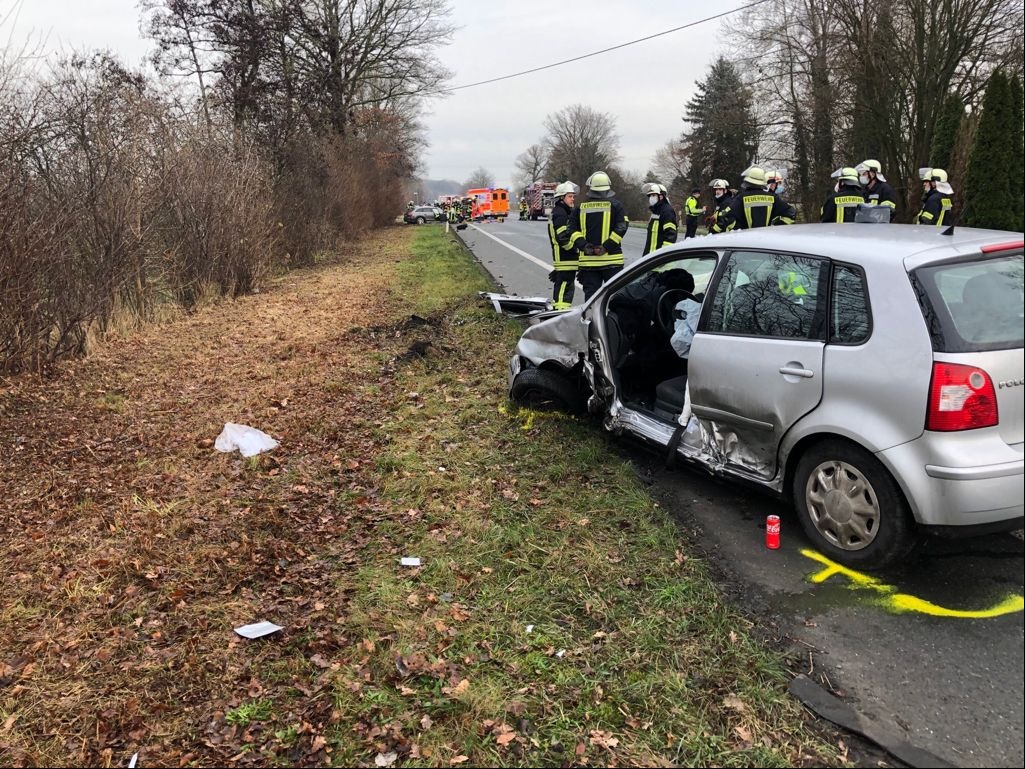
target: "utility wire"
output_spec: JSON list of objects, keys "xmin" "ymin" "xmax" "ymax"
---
[{"xmin": 442, "ymin": 0, "xmax": 771, "ymax": 92}]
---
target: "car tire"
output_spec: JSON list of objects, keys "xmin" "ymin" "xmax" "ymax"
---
[
  {"xmin": 416, "ymin": 216, "xmax": 426, "ymax": 224},
  {"xmin": 792, "ymin": 439, "xmax": 918, "ymax": 571},
  {"xmin": 510, "ymin": 367, "xmax": 583, "ymax": 413}
]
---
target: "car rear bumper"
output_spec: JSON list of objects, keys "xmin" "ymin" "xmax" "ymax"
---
[{"xmin": 880, "ymin": 437, "xmax": 1024, "ymax": 527}]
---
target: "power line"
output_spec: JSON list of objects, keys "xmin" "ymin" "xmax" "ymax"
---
[{"xmin": 442, "ymin": 0, "xmax": 771, "ymax": 92}]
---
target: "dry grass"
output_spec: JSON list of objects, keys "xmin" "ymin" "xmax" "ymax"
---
[
  {"xmin": 0, "ymin": 225, "xmax": 842, "ymax": 768},
  {"xmin": 0, "ymin": 228, "xmax": 406, "ymax": 766}
]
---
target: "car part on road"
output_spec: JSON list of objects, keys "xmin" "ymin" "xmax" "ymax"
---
[
  {"xmin": 510, "ymin": 367, "xmax": 584, "ymax": 413},
  {"xmin": 793, "ymin": 439, "xmax": 917, "ymax": 569},
  {"xmin": 788, "ymin": 675, "xmax": 955, "ymax": 768}
]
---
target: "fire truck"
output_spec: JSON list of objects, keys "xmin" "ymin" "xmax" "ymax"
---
[
  {"xmin": 467, "ymin": 188, "xmax": 510, "ymax": 221},
  {"xmin": 522, "ymin": 181, "xmax": 557, "ymax": 220}
]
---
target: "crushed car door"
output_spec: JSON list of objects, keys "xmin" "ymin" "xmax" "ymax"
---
[{"xmin": 688, "ymin": 250, "xmax": 828, "ymax": 479}]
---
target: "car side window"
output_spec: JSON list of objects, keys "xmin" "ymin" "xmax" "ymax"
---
[
  {"xmin": 830, "ymin": 265, "xmax": 871, "ymax": 345},
  {"xmin": 705, "ymin": 250, "xmax": 826, "ymax": 340}
]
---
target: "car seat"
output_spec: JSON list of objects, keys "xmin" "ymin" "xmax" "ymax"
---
[{"xmin": 653, "ymin": 374, "xmax": 688, "ymax": 421}]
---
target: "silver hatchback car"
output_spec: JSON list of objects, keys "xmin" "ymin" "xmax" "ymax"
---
[{"xmin": 507, "ymin": 224, "xmax": 1024, "ymax": 569}]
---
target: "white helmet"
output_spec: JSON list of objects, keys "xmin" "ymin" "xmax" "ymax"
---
[
  {"xmin": 742, "ymin": 166, "xmax": 767, "ymax": 186},
  {"xmin": 710, "ymin": 178, "xmax": 729, "ymax": 190},
  {"xmin": 554, "ymin": 181, "xmax": 579, "ymax": 199},
  {"xmin": 586, "ymin": 170, "xmax": 612, "ymax": 192},
  {"xmin": 640, "ymin": 182, "xmax": 659, "ymax": 195},
  {"xmin": 855, "ymin": 159, "xmax": 886, "ymax": 182}
]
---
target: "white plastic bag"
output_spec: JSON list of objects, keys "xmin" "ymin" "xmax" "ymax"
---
[{"xmin": 214, "ymin": 423, "xmax": 279, "ymax": 457}]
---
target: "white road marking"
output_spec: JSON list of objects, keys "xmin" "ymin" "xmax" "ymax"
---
[
  {"xmin": 467, "ymin": 223, "xmax": 584, "ymax": 292},
  {"xmin": 468, "ymin": 223, "xmax": 551, "ymax": 272}
]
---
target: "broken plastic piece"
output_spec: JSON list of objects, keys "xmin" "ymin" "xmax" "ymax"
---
[
  {"xmin": 234, "ymin": 620, "xmax": 284, "ymax": 639},
  {"xmin": 400, "ymin": 557, "xmax": 422, "ymax": 567},
  {"xmin": 127, "ymin": 754, "xmax": 138, "ymax": 769},
  {"xmin": 214, "ymin": 423, "xmax": 279, "ymax": 457}
]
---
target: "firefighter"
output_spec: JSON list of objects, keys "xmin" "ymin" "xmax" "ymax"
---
[
  {"xmin": 547, "ymin": 181, "xmax": 580, "ymax": 310},
  {"xmin": 765, "ymin": 170, "xmax": 797, "ymax": 224},
  {"xmin": 712, "ymin": 167, "xmax": 795, "ymax": 231},
  {"xmin": 856, "ymin": 159, "xmax": 897, "ymax": 210},
  {"xmin": 574, "ymin": 170, "xmax": 629, "ymax": 300},
  {"xmin": 707, "ymin": 179, "xmax": 731, "ymax": 231},
  {"xmin": 518, "ymin": 197, "xmax": 528, "ymax": 221},
  {"xmin": 683, "ymin": 187, "xmax": 704, "ymax": 239},
  {"xmin": 641, "ymin": 182, "xmax": 678, "ymax": 256},
  {"xmin": 916, "ymin": 168, "xmax": 954, "ymax": 226},
  {"xmin": 821, "ymin": 167, "xmax": 864, "ymax": 223}
]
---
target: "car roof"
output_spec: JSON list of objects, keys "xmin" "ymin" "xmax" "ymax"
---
[{"xmin": 682, "ymin": 224, "xmax": 1022, "ymax": 270}]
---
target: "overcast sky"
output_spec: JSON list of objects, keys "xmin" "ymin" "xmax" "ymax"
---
[{"xmin": 7, "ymin": 0, "xmax": 741, "ymax": 186}]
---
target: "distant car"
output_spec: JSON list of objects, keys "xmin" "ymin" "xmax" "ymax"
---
[
  {"xmin": 404, "ymin": 206, "xmax": 444, "ymax": 224},
  {"xmin": 505, "ymin": 224, "xmax": 1024, "ymax": 569}
]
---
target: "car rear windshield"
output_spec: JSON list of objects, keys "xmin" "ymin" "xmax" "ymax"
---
[{"xmin": 912, "ymin": 252, "xmax": 1024, "ymax": 352}]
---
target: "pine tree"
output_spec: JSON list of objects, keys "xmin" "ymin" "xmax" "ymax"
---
[
  {"xmin": 964, "ymin": 70, "xmax": 1017, "ymax": 230},
  {"xmin": 681, "ymin": 58, "xmax": 758, "ymax": 189},
  {"xmin": 931, "ymin": 94, "xmax": 965, "ymax": 171},
  {"xmin": 1009, "ymin": 74, "xmax": 1024, "ymax": 231}
]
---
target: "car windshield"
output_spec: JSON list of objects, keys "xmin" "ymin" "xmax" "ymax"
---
[{"xmin": 913, "ymin": 253, "xmax": 1024, "ymax": 352}]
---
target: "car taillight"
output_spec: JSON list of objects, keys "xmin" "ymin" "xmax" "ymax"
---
[{"xmin": 926, "ymin": 362, "xmax": 998, "ymax": 431}]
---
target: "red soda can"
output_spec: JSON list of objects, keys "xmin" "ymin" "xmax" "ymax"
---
[{"xmin": 765, "ymin": 515, "xmax": 781, "ymax": 549}]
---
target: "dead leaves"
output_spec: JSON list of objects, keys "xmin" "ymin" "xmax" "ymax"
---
[{"xmin": 589, "ymin": 729, "xmax": 620, "ymax": 750}]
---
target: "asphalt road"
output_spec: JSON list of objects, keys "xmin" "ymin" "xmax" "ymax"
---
[{"xmin": 458, "ymin": 217, "xmax": 1025, "ymax": 769}]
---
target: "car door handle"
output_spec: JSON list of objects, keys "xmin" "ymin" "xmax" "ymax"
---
[{"xmin": 779, "ymin": 366, "xmax": 814, "ymax": 379}]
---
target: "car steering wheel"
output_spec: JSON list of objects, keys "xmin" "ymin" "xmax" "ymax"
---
[{"xmin": 655, "ymin": 289, "xmax": 690, "ymax": 336}]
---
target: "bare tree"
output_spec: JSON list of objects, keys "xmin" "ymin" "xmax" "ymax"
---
[
  {"xmin": 542, "ymin": 104, "xmax": 620, "ymax": 187},
  {"xmin": 463, "ymin": 166, "xmax": 495, "ymax": 189},
  {"xmin": 513, "ymin": 142, "xmax": 549, "ymax": 190},
  {"xmin": 732, "ymin": 0, "xmax": 1023, "ymax": 218}
]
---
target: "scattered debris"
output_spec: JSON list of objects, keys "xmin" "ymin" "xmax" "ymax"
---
[
  {"xmin": 555, "ymin": 649, "xmax": 566, "ymax": 658},
  {"xmin": 214, "ymin": 423, "xmax": 279, "ymax": 457},
  {"xmin": 127, "ymin": 753, "xmax": 138, "ymax": 768},
  {"xmin": 374, "ymin": 751, "xmax": 398, "ymax": 767},
  {"xmin": 233, "ymin": 621, "xmax": 284, "ymax": 639},
  {"xmin": 400, "ymin": 557, "xmax": 422, "ymax": 567},
  {"xmin": 525, "ymin": 624, "xmax": 534, "ymax": 634}
]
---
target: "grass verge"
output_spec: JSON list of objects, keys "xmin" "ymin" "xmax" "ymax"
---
[
  {"xmin": 0, "ymin": 225, "xmax": 840, "ymax": 767},
  {"xmin": 323, "ymin": 226, "xmax": 839, "ymax": 766}
]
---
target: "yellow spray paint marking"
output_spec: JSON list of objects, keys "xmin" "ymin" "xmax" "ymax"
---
[
  {"xmin": 800, "ymin": 548, "xmax": 1024, "ymax": 619},
  {"xmin": 498, "ymin": 404, "xmax": 569, "ymax": 430}
]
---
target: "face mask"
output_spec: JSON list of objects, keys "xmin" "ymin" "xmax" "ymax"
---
[
  {"xmin": 714, "ymin": 190, "xmax": 724, "ymax": 198},
  {"xmin": 775, "ymin": 183, "xmax": 785, "ymax": 195},
  {"xmin": 648, "ymin": 195, "xmax": 659, "ymax": 206},
  {"xmin": 859, "ymin": 173, "xmax": 870, "ymax": 185}
]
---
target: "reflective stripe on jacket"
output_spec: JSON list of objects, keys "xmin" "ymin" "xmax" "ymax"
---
[
  {"xmin": 578, "ymin": 196, "xmax": 629, "ymax": 268},
  {"xmin": 916, "ymin": 189, "xmax": 953, "ymax": 226},
  {"xmin": 863, "ymin": 179, "xmax": 897, "ymax": 209},
  {"xmin": 548, "ymin": 199, "xmax": 579, "ymax": 271},
  {"xmin": 643, "ymin": 198, "xmax": 678, "ymax": 256},
  {"xmin": 821, "ymin": 187, "xmax": 864, "ymax": 223}
]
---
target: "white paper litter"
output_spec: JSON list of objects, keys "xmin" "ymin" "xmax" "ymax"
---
[
  {"xmin": 214, "ymin": 423, "xmax": 279, "ymax": 457},
  {"xmin": 127, "ymin": 753, "xmax": 138, "ymax": 769},
  {"xmin": 400, "ymin": 557, "xmax": 422, "ymax": 567},
  {"xmin": 555, "ymin": 649, "xmax": 566, "ymax": 658},
  {"xmin": 525, "ymin": 624, "xmax": 534, "ymax": 634},
  {"xmin": 234, "ymin": 620, "xmax": 283, "ymax": 639}
]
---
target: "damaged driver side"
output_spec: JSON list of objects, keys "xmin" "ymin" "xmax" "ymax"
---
[{"xmin": 601, "ymin": 255, "xmax": 717, "ymax": 424}]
